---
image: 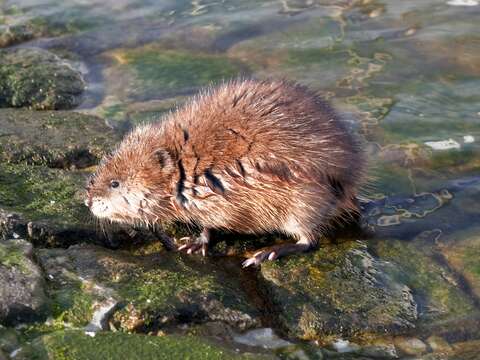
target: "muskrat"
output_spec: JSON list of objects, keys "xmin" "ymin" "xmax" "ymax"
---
[{"xmin": 85, "ymin": 79, "xmax": 365, "ymax": 267}]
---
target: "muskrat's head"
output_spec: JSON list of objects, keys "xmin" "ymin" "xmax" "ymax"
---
[{"xmin": 85, "ymin": 125, "xmax": 176, "ymax": 225}]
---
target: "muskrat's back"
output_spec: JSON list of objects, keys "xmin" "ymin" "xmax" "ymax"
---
[{"xmin": 86, "ymin": 79, "xmax": 365, "ymax": 267}]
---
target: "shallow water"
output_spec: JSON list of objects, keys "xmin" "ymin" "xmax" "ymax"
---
[{"xmin": 1, "ymin": 0, "xmax": 480, "ymax": 358}]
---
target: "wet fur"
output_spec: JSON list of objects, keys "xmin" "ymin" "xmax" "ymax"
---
[{"xmin": 86, "ymin": 79, "xmax": 365, "ymax": 247}]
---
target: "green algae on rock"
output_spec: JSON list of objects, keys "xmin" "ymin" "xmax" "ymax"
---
[
  {"xmin": 258, "ymin": 240, "xmax": 417, "ymax": 340},
  {"xmin": 0, "ymin": 24, "xmax": 33, "ymax": 47},
  {"xmin": 0, "ymin": 48, "xmax": 84, "ymax": 110},
  {"xmin": 0, "ymin": 162, "xmax": 87, "ymax": 225},
  {"xmin": 374, "ymin": 237, "xmax": 477, "ymax": 327},
  {"xmin": 0, "ymin": 162, "xmax": 96, "ymax": 247},
  {"xmin": 0, "ymin": 239, "xmax": 47, "ymax": 325},
  {"xmin": 13, "ymin": 330, "xmax": 270, "ymax": 360},
  {"xmin": 441, "ymin": 227, "xmax": 480, "ymax": 299},
  {"xmin": 104, "ymin": 46, "xmax": 244, "ymax": 103},
  {"xmin": 36, "ymin": 244, "xmax": 260, "ymax": 333},
  {"xmin": 0, "ymin": 108, "xmax": 120, "ymax": 168}
]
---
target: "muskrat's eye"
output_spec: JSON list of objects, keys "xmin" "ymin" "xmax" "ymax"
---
[{"xmin": 110, "ymin": 180, "xmax": 120, "ymax": 189}]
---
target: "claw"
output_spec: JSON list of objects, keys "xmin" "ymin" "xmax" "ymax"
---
[
  {"xmin": 242, "ymin": 243, "xmax": 311, "ymax": 268},
  {"xmin": 177, "ymin": 236, "xmax": 208, "ymax": 256},
  {"xmin": 242, "ymin": 257, "xmax": 258, "ymax": 268},
  {"xmin": 268, "ymin": 251, "xmax": 277, "ymax": 261}
]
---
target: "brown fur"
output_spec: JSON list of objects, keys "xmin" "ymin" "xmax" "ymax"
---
[{"xmin": 86, "ymin": 79, "xmax": 365, "ymax": 248}]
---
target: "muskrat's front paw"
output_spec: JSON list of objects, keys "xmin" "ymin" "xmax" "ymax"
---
[{"xmin": 177, "ymin": 237, "xmax": 208, "ymax": 257}]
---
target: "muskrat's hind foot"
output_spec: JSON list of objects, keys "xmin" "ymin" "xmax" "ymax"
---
[
  {"xmin": 177, "ymin": 228, "xmax": 210, "ymax": 257},
  {"xmin": 242, "ymin": 242, "xmax": 312, "ymax": 268}
]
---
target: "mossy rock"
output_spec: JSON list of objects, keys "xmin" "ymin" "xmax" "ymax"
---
[
  {"xmin": 258, "ymin": 240, "xmax": 418, "ymax": 340},
  {"xmin": 373, "ymin": 236, "xmax": 478, "ymax": 327},
  {"xmin": 104, "ymin": 46, "xmax": 245, "ymax": 102},
  {"xmin": 0, "ymin": 108, "xmax": 120, "ymax": 168},
  {"xmin": 13, "ymin": 330, "xmax": 271, "ymax": 360},
  {"xmin": 0, "ymin": 24, "xmax": 33, "ymax": 47},
  {"xmin": 36, "ymin": 244, "xmax": 260, "ymax": 332},
  {"xmin": 0, "ymin": 162, "xmax": 87, "ymax": 226},
  {"xmin": 0, "ymin": 48, "xmax": 84, "ymax": 110},
  {"xmin": 0, "ymin": 239, "xmax": 47, "ymax": 325},
  {"xmin": 441, "ymin": 227, "xmax": 480, "ymax": 300},
  {"xmin": 0, "ymin": 162, "xmax": 96, "ymax": 247}
]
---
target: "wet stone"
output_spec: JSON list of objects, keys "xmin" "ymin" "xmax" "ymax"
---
[
  {"xmin": 0, "ymin": 239, "xmax": 47, "ymax": 325},
  {"xmin": 103, "ymin": 46, "xmax": 245, "ymax": 103},
  {"xmin": 12, "ymin": 330, "xmax": 272, "ymax": 360},
  {"xmin": 440, "ymin": 227, "xmax": 480, "ymax": 299},
  {"xmin": 0, "ymin": 48, "xmax": 84, "ymax": 110},
  {"xmin": 394, "ymin": 337, "xmax": 427, "ymax": 357},
  {"xmin": 0, "ymin": 163, "xmax": 93, "ymax": 247},
  {"xmin": 374, "ymin": 236, "xmax": 478, "ymax": 328},
  {"xmin": 36, "ymin": 244, "xmax": 261, "ymax": 333},
  {"xmin": 0, "ymin": 108, "xmax": 120, "ymax": 168},
  {"xmin": 258, "ymin": 240, "xmax": 418, "ymax": 340},
  {"xmin": 0, "ymin": 24, "xmax": 33, "ymax": 47}
]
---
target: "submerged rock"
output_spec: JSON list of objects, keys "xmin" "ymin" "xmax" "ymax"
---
[
  {"xmin": 36, "ymin": 244, "xmax": 261, "ymax": 332},
  {"xmin": 0, "ymin": 48, "xmax": 84, "ymax": 110},
  {"xmin": 103, "ymin": 45, "xmax": 245, "ymax": 103},
  {"xmin": 441, "ymin": 227, "xmax": 480, "ymax": 299},
  {"xmin": 0, "ymin": 25, "xmax": 34, "ymax": 48},
  {"xmin": 0, "ymin": 108, "xmax": 120, "ymax": 168},
  {"xmin": 0, "ymin": 239, "xmax": 47, "ymax": 325},
  {"xmin": 258, "ymin": 240, "xmax": 418, "ymax": 340},
  {"xmin": 374, "ymin": 236, "xmax": 478, "ymax": 328},
  {"xmin": 13, "ymin": 330, "xmax": 272, "ymax": 360}
]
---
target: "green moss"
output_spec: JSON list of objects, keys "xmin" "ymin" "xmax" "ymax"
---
[
  {"xmin": 0, "ymin": 243, "xmax": 28, "ymax": 271},
  {"xmin": 0, "ymin": 162, "xmax": 87, "ymax": 225},
  {"xmin": 113, "ymin": 253, "xmax": 252, "ymax": 326},
  {"xmin": 0, "ymin": 48, "xmax": 84, "ymax": 110},
  {"xmin": 375, "ymin": 239, "xmax": 476, "ymax": 322},
  {"xmin": 49, "ymin": 286, "xmax": 94, "ymax": 327},
  {"xmin": 120, "ymin": 48, "xmax": 242, "ymax": 99},
  {"xmin": 0, "ymin": 108, "xmax": 119, "ymax": 168},
  {"xmin": 16, "ymin": 330, "xmax": 265, "ymax": 360},
  {"xmin": 259, "ymin": 240, "xmax": 417, "ymax": 339}
]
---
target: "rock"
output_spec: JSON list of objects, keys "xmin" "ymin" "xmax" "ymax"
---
[
  {"xmin": 374, "ymin": 236, "xmax": 478, "ymax": 327},
  {"xmin": 12, "ymin": 330, "xmax": 273, "ymax": 360},
  {"xmin": 394, "ymin": 337, "xmax": 427, "ymax": 356},
  {"xmin": 0, "ymin": 48, "xmax": 84, "ymax": 110},
  {"xmin": 36, "ymin": 244, "xmax": 261, "ymax": 332},
  {"xmin": 103, "ymin": 45, "xmax": 245, "ymax": 103},
  {"xmin": 0, "ymin": 108, "xmax": 120, "ymax": 168},
  {"xmin": 441, "ymin": 227, "xmax": 480, "ymax": 299},
  {"xmin": 0, "ymin": 239, "xmax": 47, "ymax": 325},
  {"xmin": 0, "ymin": 162, "xmax": 169, "ymax": 248},
  {"xmin": 0, "ymin": 163, "xmax": 93, "ymax": 247},
  {"xmin": 258, "ymin": 240, "xmax": 418, "ymax": 340},
  {"xmin": 449, "ymin": 339, "xmax": 480, "ymax": 360},
  {"xmin": 426, "ymin": 335, "xmax": 452, "ymax": 353},
  {"xmin": 0, "ymin": 25, "xmax": 34, "ymax": 48},
  {"xmin": 0, "ymin": 326, "xmax": 20, "ymax": 354}
]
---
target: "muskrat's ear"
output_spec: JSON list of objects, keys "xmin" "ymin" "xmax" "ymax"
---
[{"xmin": 155, "ymin": 149, "xmax": 174, "ymax": 172}]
